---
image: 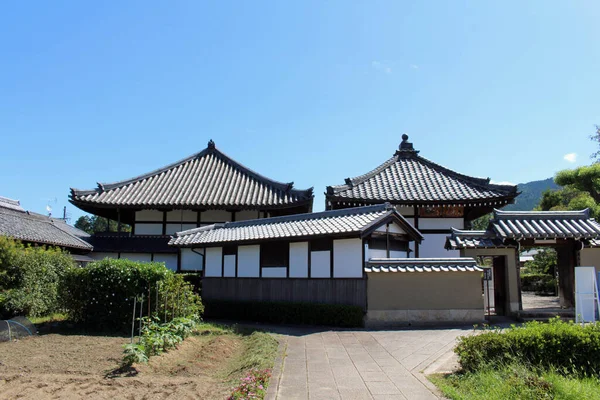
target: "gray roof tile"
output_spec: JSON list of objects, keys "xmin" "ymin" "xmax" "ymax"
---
[
  {"xmin": 326, "ymin": 136, "xmax": 517, "ymax": 206},
  {"xmin": 170, "ymin": 203, "xmax": 423, "ymax": 247},
  {"xmin": 70, "ymin": 140, "xmax": 313, "ymax": 210},
  {"xmin": 365, "ymin": 257, "xmax": 482, "ymax": 273},
  {"xmin": 445, "ymin": 228, "xmax": 514, "ymax": 249}
]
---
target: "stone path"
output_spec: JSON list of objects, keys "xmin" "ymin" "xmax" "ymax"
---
[{"xmin": 269, "ymin": 327, "xmax": 471, "ymax": 400}]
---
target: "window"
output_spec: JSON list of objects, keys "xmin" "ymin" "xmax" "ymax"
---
[{"xmin": 260, "ymin": 242, "xmax": 289, "ymax": 268}]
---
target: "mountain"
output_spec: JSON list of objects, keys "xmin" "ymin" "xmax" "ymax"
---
[{"xmin": 503, "ymin": 178, "xmax": 560, "ymax": 211}]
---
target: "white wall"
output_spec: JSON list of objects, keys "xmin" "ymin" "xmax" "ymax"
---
[
  {"xmin": 311, "ymin": 251, "xmax": 331, "ymax": 278},
  {"xmin": 289, "ymin": 242, "xmax": 309, "ymax": 278},
  {"xmin": 135, "ymin": 223, "xmax": 163, "ymax": 235},
  {"xmin": 120, "ymin": 253, "xmax": 152, "ymax": 262},
  {"xmin": 205, "ymin": 247, "xmax": 223, "ymax": 277},
  {"xmin": 223, "ymin": 254, "xmax": 236, "ymax": 277},
  {"xmin": 201, "ymin": 210, "xmax": 232, "ymax": 222},
  {"xmin": 154, "ymin": 254, "xmax": 178, "ymax": 271},
  {"xmin": 333, "ymin": 238, "xmax": 363, "ymax": 278},
  {"xmin": 135, "ymin": 210, "xmax": 163, "ymax": 222},
  {"xmin": 237, "ymin": 210, "xmax": 261, "ymax": 221},
  {"xmin": 90, "ymin": 252, "xmax": 119, "ymax": 260},
  {"xmin": 180, "ymin": 248, "xmax": 204, "ymax": 271},
  {"xmin": 419, "ymin": 218, "xmax": 464, "ymax": 230},
  {"xmin": 420, "ymin": 234, "xmax": 460, "ymax": 258},
  {"xmin": 166, "ymin": 210, "xmax": 197, "ymax": 222},
  {"xmin": 238, "ymin": 245, "xmax": 260, "ymax": 277},
  {"xmin": 262, "ymin": 267, "xmax": 287, "ymax": 278},
  {"xmin": 580, "ymin": 248, "xmax": 600, "ymax": 274},
  {"xmin": 375, "ymin": 222, "xmax": 407, "ymax": 234}
]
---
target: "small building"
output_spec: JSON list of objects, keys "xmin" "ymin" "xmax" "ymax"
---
[
  {"xmin": 170, "ymin": 203, "xmax": 485, "ymax": 326},
  {"xmin": 0, "ymin": 196, "xmax": 93, "ymax": 263},
  {"xmin": 69, "ymin": 140, "xmax": 314, "ymax": 269},
  {"xmin": 325, "ymin": 135, "xmax": 518, "ymax": 258}
]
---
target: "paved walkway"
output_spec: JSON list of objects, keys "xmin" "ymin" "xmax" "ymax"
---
[{"xmin": 269, "ymin": 327, "xmax": 472, "ymax": 400}]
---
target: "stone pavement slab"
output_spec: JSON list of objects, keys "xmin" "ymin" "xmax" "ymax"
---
[{"xmin": 269, "ymin": 326, "xmax": 472, "ymax": 399}]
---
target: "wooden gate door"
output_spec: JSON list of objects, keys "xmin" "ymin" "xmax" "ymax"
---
[{"xmin": 493, "ymin": 256, "xmax": 507, "ymax": 315}]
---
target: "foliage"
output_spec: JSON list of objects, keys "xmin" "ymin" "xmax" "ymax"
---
[
  {"xmin": 537, "ymin": 164, "xmax": 600, "ymax": 219},
  {"xmin": 121, "ymin": 316, "xmax": 197, "ymax": 366},
  {"xmin": 470, "ymin": 213, "xmax": 491, "ymax": 230},
  {"xmin": 0, "ymin": 238, "xmax": 75, "ymax": 318},
  {"xmin": 228, "ymin": 369, "xmax": 271, "ymax": 400},
  {"xmin": 591, "ymin": 124, "xmax": 600, "ymax": 162},
  {"xmin": 204, "ymin": 300, "xmax": 364, "ymax": 327},
  {"xmin": 430, "ymin": 362, "xmax": 600, "ymax": 400},
  {"xmin": 523, "ymin": 248, "xmax": 557, "ymax": 276},
  {"xmin": 228, "ymin": 331, "xmax": 279, "ymax": 377},
  {"xmin": 74, "ymin": 215, "xmax": 131, "ymax": 234},
  {"xmin": 521, "ymin": 273, "xmax": 556, "ymax": 295},
  {"xmin": 455, "ymin": 319, "xmax": 600, "ymax": 377},
  {"xmin": 61, "ymin": 258, "xmax": 203, "ymax": 331}
]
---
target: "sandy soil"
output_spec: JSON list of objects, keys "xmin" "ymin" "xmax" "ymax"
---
[{"xmin": 0, "ymin": 333, "xmax": 241, "ymax": 400}]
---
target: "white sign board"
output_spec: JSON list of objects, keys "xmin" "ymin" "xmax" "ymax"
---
[{"xmin": 575, "ymin": 266, "xmax": 598, "ymax": 323}]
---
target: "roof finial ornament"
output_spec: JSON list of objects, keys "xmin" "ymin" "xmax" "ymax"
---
[
  {"xmin": 207, "ymin": 139, "xmax": 215, "ymax": 149},
  {"xmin": 396, "ymin": 134, "xmax": 419, "ymax": 156}
]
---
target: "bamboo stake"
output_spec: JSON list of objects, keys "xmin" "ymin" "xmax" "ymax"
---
[
  {"xmin": 138, "ymin": 294, "xmax": 144, "ymax": 343},
  {"xmin": 130, "ymin": 297, "xmax": 137, "ymax": 344}
]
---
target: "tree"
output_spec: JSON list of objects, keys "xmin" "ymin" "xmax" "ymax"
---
[
  {"xmin": 524, "ymin": 248, "xmax": 557, "ymax": 276},
  {"xmin": 536, "ymin": 164, "xmax": 600, "ymax": 219},
  {"xmin": 74, "ymin": 215, "xmax": 131, "ymax": 234},
  {"xmin": 471, "ymin": 213, "xmax": 492, "ymax": 230},
  {"xmin": 591, "ymin": 125, "xmax": 600, "ymax": 162}
]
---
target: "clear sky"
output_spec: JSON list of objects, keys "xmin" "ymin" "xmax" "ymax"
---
[{"xmin": 1, "ymin": 1, "xmax": 599, "ymax": 223}]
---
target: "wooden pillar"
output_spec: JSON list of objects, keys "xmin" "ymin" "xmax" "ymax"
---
[{"xmin": 556, "ymin": 242, "xmax": 576, "ymax": 308}]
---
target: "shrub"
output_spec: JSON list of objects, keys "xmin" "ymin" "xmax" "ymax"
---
[
  {"xmin": 0, "ymin": 238, "xmax": 75, "ymax": 317},
  {"xmin": 455, "ymin": 319, "xmax": 600, "ymax": 376},
  {"xmin": 204, "ymin": 300, "xmax": 364, "ymax": 327},
  {"xmin": 521, "ymin": 273, "xmax": 556, "ymax": 295},
  {"xmin": 61, "ymin": 258, "xmax": 203, "ymax": 331}
]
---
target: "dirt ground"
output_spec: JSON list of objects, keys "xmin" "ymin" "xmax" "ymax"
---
[{"xmin": 0, "ymin": 332, "xmax": 243, "ymax": 400}]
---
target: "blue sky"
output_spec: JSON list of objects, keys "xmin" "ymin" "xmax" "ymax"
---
[{"xmin": 1, "ymin": 1, "xmax": 599, "ymax": 222}]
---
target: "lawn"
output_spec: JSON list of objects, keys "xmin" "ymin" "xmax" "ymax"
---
[{"xmin": 0, "ymin": 321, "xmax": 278, "ymax": 400}]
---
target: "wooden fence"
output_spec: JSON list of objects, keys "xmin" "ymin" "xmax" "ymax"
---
[{"xmin": 202, "ymin": 278, "xmax": 367, "ymax": 309}]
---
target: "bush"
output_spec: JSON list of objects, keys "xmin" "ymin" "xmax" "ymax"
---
[
  {"xmin": 0, "ymin": 238, "xmax": 75, "ymax": 318},
  {"xmin": 521, "ymin": 273, "xmax": 556, "ymax": 294},
  {"xmin": 204, "ymin": 300, "xmax": 364, "ymax": 327},
  {"xmin": 455, "ymin": 319, "xmax": 600, "ymax": 376},
  {"xmin": 61, "ymin": 258, "xmax": 203, "ymax": 331}
]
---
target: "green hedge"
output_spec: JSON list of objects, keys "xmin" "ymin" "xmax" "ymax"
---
[
  {"xmin": 0, "ymin": 237, "xmax": 75, "ymax": 318},
  {"xmin": 455, "ymin": 319, "xmax": 600, "ymax": 376},
  {"xmin": 521, "ymin": 273, "xmax": 556, "ymax": 294},
  {"xmin": 204, "ymin": 300, "xmax": 364, "ymax": 327},
  {"xmin": 61, "ymin": 258, "xmax": 203, "ymax": 331}
]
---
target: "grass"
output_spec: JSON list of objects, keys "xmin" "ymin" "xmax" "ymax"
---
[
  {"xmin": 430, "ymin": 363, "xmax": 600, "ymax": 400},
  {"xmin": 28, "ymin": 313, "xmax": 68, "ymax": 324}
]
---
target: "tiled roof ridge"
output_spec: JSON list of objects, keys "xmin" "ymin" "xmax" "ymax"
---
[
  {"xmin": 450, "ymin": 227, "xmax": 498, "ymax": 237},
  {"xmin": 174, "ymin": 203, "xmax": 393, "ymax": 237},
  {"xmin": 0, "ymin": 196, "xmax": 25, "ymax": 212},
  {"xmin": 493, "ymin": 208, "xmax": 591, "ymax": 219},
  {"xmin": 368, "ymin": 257, "xmax": 478, "ymax": 265},
  {"xmin": 71, "ymin": 141, "xmax": 313, "ymax": 198}
]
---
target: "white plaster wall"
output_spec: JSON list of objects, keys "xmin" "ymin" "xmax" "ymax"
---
[
  {"xmin": 120, "ymin": 253, "xmax": 152, "ymax": 262},
  {"xmin": 409, "ymin": 241, "xmax": 415, "ymax": 257},
  {"xmin": 166, "ymin": 210, "xmax": 197, "ymax": 222},
  {"xmin": 89, "ymin": 252, "xmax": 119, "ymax": 260},
  {"xmin": 201, "ymin": 210, "xmax": 232, "ymax": 222},
  {"xmin": 580, "ymin": 248, "xmax": 600, "ymax": 274},
  {"xmin": 262, "ymin": 267, "xmax": 287, "ymax": 278},
  {"xmin": 419, "ymin": 218, "xmax": 464, "ymax": 230},
  {"xmin": 180, "ymin": 248, "xmax": 204, "ymax": 271},
  {"xmin": 289, "ymin": 242, "xmax": 309, "ymax": 278},
  {"xmin": 165, "ymin": 223, "xmax": 197, "ymax": 235},
  {"xmin": 135, "ymin": 210, "xmax": 163, "ymax": 222},
  {"xmin": 390, "ymin": 250, "xmax": 408, "ymax": 258},
  {"xmin": 311, "ymin": 251, "xmax": 330, "ymax": 278},
  {"xmin": 420, "ymin": 234, "xmax": 460, "ymax": 258},
  {"xmin": 237, "ymin": 210, "xmax": 261, "ymax": 221},
  {"xmin": 333, "ymin": 238, "xmax": 363, "ymax": 278},
  {"xmin": 223, "ymin": 254, "xmax": 236, "ymax": 277},
  {"xmin": 205, "ymin": 247, "xmax": 223, "ymax": 277},
  {"xmin": 154, "ymin": 254, "xmax": 178, "ymax": 271},
  {"xmin": 238, "ymin": 245, "xmax": 260, "ymax": 277},
  {"xmin": 375, "ymin": 222, "xmax": 406, "ymax": 234},
  {"xmin": 135, "ymin": 223, "xmax": 163, "ymax": 235}
]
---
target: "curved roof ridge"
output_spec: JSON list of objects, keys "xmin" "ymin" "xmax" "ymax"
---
[
  {"xmin": 493, "ymin": 208, "xmax": 590, "ymax": 219},
  {"xmin": 328, "ymin": 156, "xmax": 398, "ymax": 190}
]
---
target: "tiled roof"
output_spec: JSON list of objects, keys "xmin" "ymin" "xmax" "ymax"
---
[
  {"xmin": 170, "ymin": 203, "xmax": 423, "ymax": 247},
  {"xmin": 588, "ymin": 238, "xmax": 600, "ymax": 247},
  {"xmin": 0, "ymin": 196, "xmax": 25, "ymax": 212},
  {"xmin": 445, "ymin": 228, "xmax": 514, "ymax": 249},
  {"xmin": 70, "ymin": 140, "xmax": 313, "ymax": 210},
  {"xmin": 88, "ymin": 234, "xmax": 176, "ymax": 253},
  {"xmin": 365, "ymin": 257, "xmax": 482, "ymax": 273},
  {"xmin": 326, "ymin": 135, "xmax": 517, "ymax": 207},
  {"xmin": 0, "ymin": 203, "xmax": 93, "ymax": 251},
  {"xmin": 491, "ymin": 209, "xmax": 600, "ymax": 240}
]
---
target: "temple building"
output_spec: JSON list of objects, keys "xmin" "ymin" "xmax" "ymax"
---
[
  {"xmin": 325, "ymin": 135, "xmax": 519, "ymax": 257},
  {"xmin": 69, "ymin": 140, "xmax": 313, "ymax": 270}
]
